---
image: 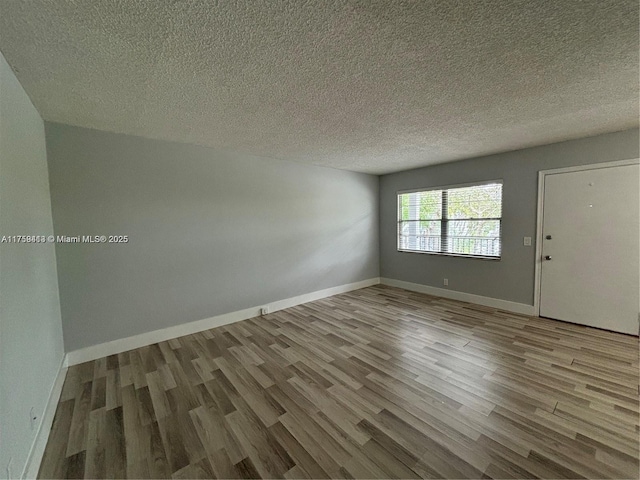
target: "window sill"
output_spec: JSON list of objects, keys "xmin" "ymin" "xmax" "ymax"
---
[{"xmin": 397, "ymin": 249, "xmax": 501, "ymax": 261}]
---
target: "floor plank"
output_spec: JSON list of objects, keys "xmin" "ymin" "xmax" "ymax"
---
[{"xmin": 39, "ymin": 285, "xmax": 639, "ymax": 479}]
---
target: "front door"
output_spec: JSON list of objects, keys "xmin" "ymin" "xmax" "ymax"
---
[{"xmin": 539, "ymin": 163, "xmax": 639, "ymax": 335}]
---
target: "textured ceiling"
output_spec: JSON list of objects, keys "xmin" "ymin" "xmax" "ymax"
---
[{"xmin": 1, "ymin": 1, "xmax": 638, "ymax": 174}]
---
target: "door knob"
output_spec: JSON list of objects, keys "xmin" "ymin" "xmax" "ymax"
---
[{"xmin": 545, "ymin": 255, "xmax": 552, "ymax": 260}]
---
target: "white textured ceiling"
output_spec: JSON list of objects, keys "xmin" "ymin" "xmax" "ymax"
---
[{"xmin": 1, "ymin": 1, "xmax": 638, "ymax": 174}]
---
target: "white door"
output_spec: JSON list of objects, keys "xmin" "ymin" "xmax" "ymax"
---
[{"xmin": 539, "ymin": 163, "xmax": 639, "ymax": 335}]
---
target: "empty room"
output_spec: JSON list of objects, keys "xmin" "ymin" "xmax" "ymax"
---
[{"xmin": 1, "ymin": 1, "xmax": 638, "ymax": 479}]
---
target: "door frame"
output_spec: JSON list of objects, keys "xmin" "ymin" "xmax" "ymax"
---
[{"xmin": 533, "ymin": 158, "xmax": 640, "ymax": 317}]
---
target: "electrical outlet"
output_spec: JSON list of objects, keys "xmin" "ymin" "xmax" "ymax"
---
[
  {"xmin": 261, "ymin": 307, "xmax": 269, "ymax": 315},
  {"xmin": 523, "ymin": 236, "xmax": 532, "ymax": 246},
  {"xmin": 443, "ymin": 278, "xmax": 448, "ymax": 286}
]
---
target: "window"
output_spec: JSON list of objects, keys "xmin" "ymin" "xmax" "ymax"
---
[{"xmin": 397, "ymin": 181, "xmax": 502, "ymax": 258}]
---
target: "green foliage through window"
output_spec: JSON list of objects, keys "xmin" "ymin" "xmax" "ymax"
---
[{"xmin": 398, "ymin": 182, "xmax": 502, "ymax": 258}]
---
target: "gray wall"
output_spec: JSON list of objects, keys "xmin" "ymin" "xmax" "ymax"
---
[
  {"xmin": 380, "ymin": 129, "xmax": 640, "ymax": 306},
  {"xmin": 45, "ymin": 123, "xmax": 379, "ymax": 352},
  {"xmin": 0, "ymin": 53, "xmax": 64, "ymax": 477}
]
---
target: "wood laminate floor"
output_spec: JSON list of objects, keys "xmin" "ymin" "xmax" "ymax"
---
[{"xmin": 39, "ymin": 285, "xmax": 639, "ymax": 479}]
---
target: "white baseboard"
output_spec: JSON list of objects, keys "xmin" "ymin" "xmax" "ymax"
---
[
  {"xmin": 21, "ymin": 357, "xmax": 67, "ymax": 479},
  {"xmin": 65, "ymin": 277, "xmax": 381, "ymax": 366},
  {"xmin": 380, "ymin": 277, "xmax": 536, "ymax": 316}
]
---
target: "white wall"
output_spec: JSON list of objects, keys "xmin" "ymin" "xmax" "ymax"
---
[
  {"xmin": 379, "ymin": 129, "xmax": 640, "ymax": 307},
  {"xmin": 45, "ymin": 123, "xmax": 379, "ymax": 352},
  {"xmin": 0, "ymin": 52, "xmax": 64, "ymax": 478}
]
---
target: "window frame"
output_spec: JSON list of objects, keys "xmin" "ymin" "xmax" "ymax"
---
[{"xmin": 396, "ymin": 179, "xmax": 503, "ymax": 260}]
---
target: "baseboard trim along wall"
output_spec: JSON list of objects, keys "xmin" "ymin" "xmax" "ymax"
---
[
  {"xmin": 21, "ymin": 358, "xmax": 67, "ymax": 479},
  {"xmin": 64, "ymin": 277, "xmax": 381, "ymax": 366},
  {"xmin": 380, "ymin": 277, "xmax": 536, "ymax": 316}
]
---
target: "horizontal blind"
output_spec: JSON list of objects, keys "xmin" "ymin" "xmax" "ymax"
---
[
  {"xmin": 398, "ymin": 190, "xmax": 442, "ymax": 252},
  {"xmin": 398, "ymin": 182, "xmax": 502, "ymax": 257},
  {"xmin": 446, "ymin": 183, "xmax": 502, "ymax": 257}
]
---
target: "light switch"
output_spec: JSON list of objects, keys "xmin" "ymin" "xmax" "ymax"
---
[{"xmin": 523, "ymin": 236, "xmax": 532, "ymax": 246}]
